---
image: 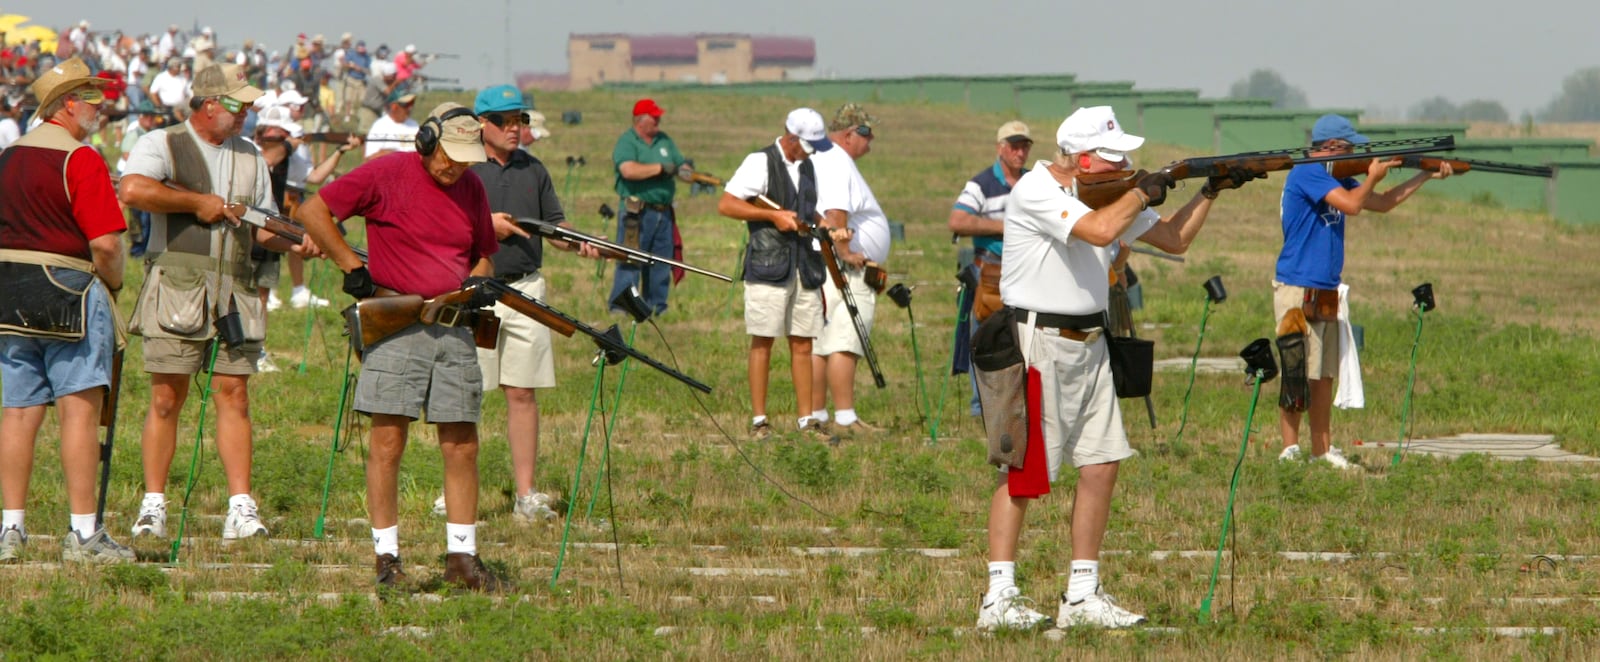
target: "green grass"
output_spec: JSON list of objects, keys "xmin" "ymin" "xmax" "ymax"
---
[{"xmin": 5, "ymin": 88, "xmax": 1600, "ymax": 658}]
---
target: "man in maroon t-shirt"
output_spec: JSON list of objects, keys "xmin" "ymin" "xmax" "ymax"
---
[{"xmin": 298, "ymin": 102, "xmax": 505, "ymax": 592}]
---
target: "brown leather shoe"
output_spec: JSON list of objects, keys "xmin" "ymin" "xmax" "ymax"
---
[
  {"xmin": 442, "ymin": 552, "xmax": 509, "ymax": 593},
  {"xmin": 375, "ymin": 553, "xmax": 407, "ymax": 588}
]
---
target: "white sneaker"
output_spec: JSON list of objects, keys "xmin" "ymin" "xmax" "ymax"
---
[
  {"xmin": 256, "ymin": 351, "xmax": 280, "ymax": 373},
  {"xmin": 266, "ymin": 290, "xmax": 283, "ymax": 312},
  {"xmin": 1277, "ymin": 444, "xmax": 1303, "ymax": 462},
  {"xmin": 976, "ymin": 587, "xmax": 1052, "ymax": 631},
  {"xmin": 513, "ymin": 492, "xmax": 559, "ymax": 523},
  {"xmin": 131, "ymin": 503, "xmax": 167, "ymax": 538},
  {"xmin": 223, "ymin": 497, "xmax": 270, "ymax": 539},
  {"xmin": 1057, "ymin": 587, "xmax": 1146, "ymax": 629},
  {"xmin": 62, "ymin": 528, "xmax": 136, "ymax": 564},
  {"xmin": 1317, "ymin": 446, "xmax": 1355, "ymax": 470},
  {"xmin": 291, "ymin": 288, "xmax": 330, "ymax": 309},
  {"xmin": 0, "ymin": 525, "xmax": 26, "ymax": 563},
  {"xmin": 432, "ymin": 494, "xmax": 448, "ymax": 517}
]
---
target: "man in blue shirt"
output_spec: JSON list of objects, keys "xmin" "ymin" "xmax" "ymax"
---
[{"xmin": 1274, "ymin": 114, "xmax": 1451, "ymax": 469}]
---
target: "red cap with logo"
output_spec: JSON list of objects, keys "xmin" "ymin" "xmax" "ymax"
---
[{"xmin": 632, "ymin": 98, "xmax": 663, "ymax": 118}]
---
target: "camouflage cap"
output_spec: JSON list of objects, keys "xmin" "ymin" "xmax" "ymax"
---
[{"xmin": 828, "ymin": 103, "xmax": 877, "ymax": 133}]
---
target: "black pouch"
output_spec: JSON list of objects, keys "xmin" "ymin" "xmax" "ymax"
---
[
  {"xmin": 1277, "ymin": 332, "xmax": 1309, "ymax": 412},
  {"xmin": 1106, "ymin": 336, "xmax": 1155, "ymax": 399},
  {"xmin": 0, "ymin": 263, "xmax": 91, "ymax": 340},
  {"xmin": 973, "ymin": 308, "xmax": 1027, "ymax": 468}
]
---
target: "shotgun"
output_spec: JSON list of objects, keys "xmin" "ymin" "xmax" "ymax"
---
[
  {"xmin": 1326, "ymin": 154, "xmax": 1553, "ymax": 179},
  {"xmin": 237, "ymin": 204, "xmax": 367, "ymax": 261},
  {"xmin": 93, "ymin": 348, "xmax": 122, "ymax": 530},
  {"xmin": 1074, "ymin": 136, "xmax": 1457, "ymax": 209},
  {"xmin": 517, "ymin": 217, "xmax": 732, "ymax": 282},
  {"xmin": 751, "ymin": 194, "xmax": 887, "ymax": 389}
]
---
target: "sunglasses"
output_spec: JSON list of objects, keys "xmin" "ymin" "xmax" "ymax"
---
[
  {"xmin": 72, "ymin": 88, "xmax": 106, "ymax": 105},
  {"xmin": 482, "ymin": 112, "xmax": 529, "ymax": 129},
  {"xmin": 852, "ymin": 124, "xmax": 873, "ymax": 138},
  {"xmin": 216, "ymin": 96, "xmax": 245, "ymax": 113}
]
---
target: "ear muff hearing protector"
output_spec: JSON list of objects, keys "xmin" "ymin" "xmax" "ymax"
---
[{"xmin": 415, "ymin": 107, "xmax": 478, "ymax": 157}]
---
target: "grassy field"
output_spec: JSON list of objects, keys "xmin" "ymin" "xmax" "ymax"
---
[{"xmin": 4, "ymin": 89, "xmax": 1600, "ymax": 660}]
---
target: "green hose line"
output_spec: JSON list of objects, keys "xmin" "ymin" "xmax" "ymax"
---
[
  {"xmin": 586, "ymin": 323, "xmax": 638, "ymax": 521},
  {"xmin": 171, "ymin": 338, "xmax": 223, "ymax": 563},
  {"xmin": 550, "ymin": 345, "xmax": 611, "ymax": 588},
  {"xmin": 1392, "ymin": 308, "xmax": 1428, "ymax": 467},
  {"xmin": 1199, "ymin": 369, "xmax": 1265, "ymax": 621},
  {"xmin": 929, "ymin": 283, "xmax": 970, "ymax": 445},
  {"xmin": 1173, "ymin": 298, "xmax": 1215, "ymax": 443},
  {"xmin": 313, "ymin": 343, "xmax": 356, "ymax": 539}
]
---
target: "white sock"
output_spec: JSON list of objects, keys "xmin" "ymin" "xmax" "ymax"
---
[
  {"xmin": 292, "ymin": 285, "xmax": 309, "ymax": 297},
  {"xmin": 446, "ymin": 522, "xmax": 476, "ymax": 555},
  {"xmin": 751, "ymin": 415, "xmax": 767, "ymax": 427},
  {"xmin": 69, "ymin": 513, "xmax": 97, "ymax": 540},
  {"xmin": 1067, "ymin": 560, "xmax": 1099, "ymax": 603},
  {"xmin": 2, "ymin": 509, "xmax": 23, "ymax": 532},
  {"xmin": 228, "ymin": 493, "xmax": 253, "ymax": 510},
  {"xmin": 811, "ymin": 409, "xmax": 830, "ymax": 423},
  {"xmin": 372, "ymin": 525, "xmax": 399, "ymax": 556},
  {"xmin": 142, "ymin": 493, "xmax": 165, "ymax": 509},
  {"xmin": 986, "ymin": 561, "xmax": 1017, "ymax": 599},
  {"xmin": 835, "ymin": 409, "xmax": 859, "ymax": 426}
]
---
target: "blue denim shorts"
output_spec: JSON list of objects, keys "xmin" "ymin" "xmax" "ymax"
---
[{"xmin": 0, "ymin": 269, "xmax": 117, "ymax": 407}]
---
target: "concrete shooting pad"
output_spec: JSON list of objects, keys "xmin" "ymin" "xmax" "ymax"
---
[
  {"xmin": 1362, "ymin": 434, "xmax": 1597, "ymax": 463},
  {"xmin": 1155, "ymin": 357, "xmax": 1243, "ymax": 374}
]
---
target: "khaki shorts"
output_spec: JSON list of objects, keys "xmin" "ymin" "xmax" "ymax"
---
[
  {"xmin": 1272, "ymin": 281, "xmax": 1340, "ymax": 380},
  {"xmin": 814, "ymin": 270, "xmax": 878, "ymax": 357},
  {"xmin": 143, "ymin": 336, "xmax": 263, "ymax": 376},
  {"xmin": 252, "ymin": 256, "xmax": 280, "ymax": 290},
  {"xmin": 1018, "ymin": 322, "xmax": 1134, "ymax": 481},
  {"xmin": 477, "ymin": 273, "xmax": 556, "ymax": 390},
  {"xmin": 744, "ymin": 277, "xmax": 823, "ymax": 339},
  {"xmin": 356, "ymin": 323, "xmax": 482, "ymax": 423}
]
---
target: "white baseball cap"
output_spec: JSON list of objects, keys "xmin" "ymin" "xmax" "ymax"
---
[
  {"xmin": 784, "ymin": 107, "xmax": 832, "ymax": 154},
  {"xmin": 1056, "ymin": 106, "xmax": 1143, "ymax": 163},
  {"xmin": 275, "ymin": 89, "xmax": 309, "ymax": 107},
  {"xmin": 257, "ymin": 105, "xmax": 303, "ymax": 137}
]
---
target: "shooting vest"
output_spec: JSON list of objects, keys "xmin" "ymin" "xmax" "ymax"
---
[
  {"xmin": 743, "ymin": 144, "xmax": 824, "ymax": 289},
  {"xmin": 128, "ymin": 123, "xmax": 265, "ymax": 342}
]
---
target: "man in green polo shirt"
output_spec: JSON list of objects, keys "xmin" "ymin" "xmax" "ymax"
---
[{"xmin": 609, "ymin": 98, "xmax": 690, "ymax": 316}]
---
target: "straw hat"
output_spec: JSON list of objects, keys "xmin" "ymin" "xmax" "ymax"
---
[{"xmin": 29, "ymin": 57, "xmax": 110, "ymax": 113}]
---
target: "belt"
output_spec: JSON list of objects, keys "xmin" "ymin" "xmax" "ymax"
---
[
  {"xmin": 499, "ymin": 270, "xmax": 539, "ymax": 284},
  {"xmin": 643, "ymin": 203, "xmax": 673, "ymax": 212},
  {"xmin": 1012, "ymin": 307, "xmax": 1104, "ymax": 331}
]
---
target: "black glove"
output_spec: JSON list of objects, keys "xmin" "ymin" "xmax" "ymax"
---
[
  {"xmin": 343, "ymin": 266, "xmax": 377, "ymax": 299},
  {"xmin": 1135, "ymin": 170, "xmax": 1177, "ymax": 208},
  {"xmin": 1202, "ymin": 169, "xmax": 1267, "ymax": 199},
  {"xmin": 461, "ymin": 276, "xmax": 499, "ymax": 309}
]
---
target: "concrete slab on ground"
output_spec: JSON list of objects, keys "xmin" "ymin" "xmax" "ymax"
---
[
  {"xmin": 1154, "ymin": 357, "xmax": 1243, "ymax": 374},
  {"xmin": 1361, "ymin": 434, "xmax": 1597, "ymax": 462}
]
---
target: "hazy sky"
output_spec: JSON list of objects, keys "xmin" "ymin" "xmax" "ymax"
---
[{"xmin": 19, "ymin": 1, "xmax": 1599, "ymax": 117}]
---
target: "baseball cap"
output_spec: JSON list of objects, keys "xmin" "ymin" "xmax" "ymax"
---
[
  {"xmin": 1311, "ymin": 114, "xmax": 1369, "ymax": 145},
  {"xmin": 252, "ymin": 90, "xmax": 278, "ymax": 111},
  {"xmin": 1055, "ymin": 106, "xmax": 1143, "ymax": 162},
  {"xmin": 257, "ymin": 105, "xmax": 303, "ymax": 137},
  {"xmin": 632, "ymin": 98, "xmax": 663, "ymax": 118},
  {"xmin": 275, "ymin": 89, "xmax": 308, "ymax": 107},
  {"xmin": 527, "ymin": 110, "xmax": 551, "ymax": 140},
  {"xmin": 427, "ymin": 102, "xmax": 486, "ymax": 163},
  {"xmin": 785, "ymin": 107, "xmax": 833, "ymax": 154},
  {"xmin": 404, "ymin": 44, "xmax": 417, "ymax": 54},
  {"xmin": 190, "ymin": 63, "xmax": 264, "ymax": 104},
  {"xmin": 828, "ymin": 103, "xmax": 877, "ymax": 134},
  {"xmin": 474, "ymin": 84, "xmax": 527, "ymax": 114},
  {"xmin": 386, "ymin": 88, "xmax": 417, "ymax": 106},
  {"xmin": 997, "ymin": 120, "xmax": 1032, "ymax": 144}
]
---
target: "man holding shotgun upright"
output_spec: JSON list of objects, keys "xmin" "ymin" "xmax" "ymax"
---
[
  {"xmin": 297, "ymin": 102, "xmax": 508, "ymax": 592},
  {"xmin": 978, "ymin": 106, "xmax": 1249, "ymax": 630},
  {"xmin": 0, "ymin": 58, "xmax": 132, "ymax": 563},
  {"xmin": 1273, "ymin": 114, "xmax": 1451, "ymax": 470}
]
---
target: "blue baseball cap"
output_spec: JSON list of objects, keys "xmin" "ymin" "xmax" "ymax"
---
[
  {"xmin": 475, "ymin": 84, "xmax": 527, "ymax": 114},
  {"xmin": 1311, "ymin": 114, "xmax": 1368, "ymax": 145}
]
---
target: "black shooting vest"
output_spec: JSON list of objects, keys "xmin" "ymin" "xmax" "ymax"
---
[{"xmin": 744, "ymin": 144, "xmax": 824, "ymax": 289}]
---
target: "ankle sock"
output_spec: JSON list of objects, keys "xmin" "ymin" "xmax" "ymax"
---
[
  {"xmin": 986, "ymin": 561, "xmax": 1017, "ymax": 599},
  {"xmin": 69, "ymin": 513, "xmax": 96, "ymax": 540},
  {"xmin": 811, "ymin": 409, "xmax": 829, "ymax": 423},
  {"xmin": 2, "ymin": 509, "xmax": 23, "ymax": 533},
  {"xmin": 751, "ymin": 415, "xmax": 767, "ymax": 427},
  {"xmin": 446, "ymin": 522, "xmax": 476, "ymax": 555},
  {"xmin": 372, "ymin": 525, "xmax": 399, "ymax": 556},
  {"xmin": 1066, "ymin": 560, "xmax": 1099, "ymax": 603},
  {"xmin": 834, "ymin": 409, "xmax": 859, "ymax": 426}
]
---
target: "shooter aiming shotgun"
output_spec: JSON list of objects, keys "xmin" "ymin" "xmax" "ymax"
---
[{"xmin": 751, "ymin": 194, "xmax": 887, "ymax": 389}]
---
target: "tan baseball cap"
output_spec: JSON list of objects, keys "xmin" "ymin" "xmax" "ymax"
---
[
  {"xmin": 191, "ymin": 63, "xmax": 264, "ymax": 104},
  {"xmin": 997, "ymin": 120, "xmax": 1031, "ymax": 144},
  {"xmin": 428, "ymin": 102, "xmax": 486, "ymax": 163}
]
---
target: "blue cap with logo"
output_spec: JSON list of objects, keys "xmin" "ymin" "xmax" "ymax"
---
[
  {"xmin": 475, "ymin": 84, "xmax": 527, "ymax": 114},
  {"xmin": 1311, "ymin": 114, "xmax": 1368, "ymax": 145}
]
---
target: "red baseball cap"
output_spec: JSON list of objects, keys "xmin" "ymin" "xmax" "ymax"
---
[{"xmin": 632, "ymin": 98, "xmax": 663, "ymax": 118}]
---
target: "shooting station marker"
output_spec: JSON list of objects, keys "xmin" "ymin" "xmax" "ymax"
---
[
  {"xmin": 1360, "ymin": 433, "xmax": 1595, "ymax": 462},
  {"xmin": 1154, "ymin": 356, "xmax": 1243, "ymax": 374}
]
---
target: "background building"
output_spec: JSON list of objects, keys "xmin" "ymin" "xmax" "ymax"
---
[{"xmin": 534, "ymin": 33, "xmax": 814, "ymax": 91}]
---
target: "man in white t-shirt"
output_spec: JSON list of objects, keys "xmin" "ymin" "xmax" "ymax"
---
[
  {"xmin": 807, "ymin": 103, "xmax": 891, "ymax": 437},
  {"xmin": 148, "ymin": 58, "xmax": 191, "ymax": 120},
  {"xmin": 364, "ymin": 89, "xmax": 418, "ymax": 158}
]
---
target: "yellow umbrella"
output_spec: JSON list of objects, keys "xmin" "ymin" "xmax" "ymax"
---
[
  {"xmin": 7, "ymin": 23, "xmax": 57, "ymax": 53},
  {"xmin": 0, "ymin": 14, "xmax": 31, "ymax": 34}
]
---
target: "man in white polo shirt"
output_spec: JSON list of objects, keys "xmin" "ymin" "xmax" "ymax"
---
[
  {"xmin": 364, "ymin": 88, "xmax": 418, "ymax": 159},
  {"xmin": 977, "ymin": 106, "xmax": 1254, "ymax": 631}
]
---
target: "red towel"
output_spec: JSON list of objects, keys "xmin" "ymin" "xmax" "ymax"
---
[{"xmin": 1008, "ymin": 366, "xmax": 1051, "ymax": 498}]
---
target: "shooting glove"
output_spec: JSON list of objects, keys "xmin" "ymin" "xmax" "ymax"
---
[
  {"xmin": 461, "ymin": 276, "xmax": 500, "ymax": 309},
  {"xmin": 1201, "ymin": 169, "xmax": 1267, "ymax": 199},
  {"xmin": 343, "ymin": 266, "xmax": 377, "ymax": 299},
  {"xmin": 1135, "ymin": 171, "xmax": 1177, "ymax": 208}
]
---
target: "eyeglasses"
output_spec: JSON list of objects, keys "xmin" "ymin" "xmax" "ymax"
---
[
  {"xmin": 853, "ymin": 124, "xmax": 873, "ymax": 138},
  {"xmin": 215, "ymin": 96, "xmax": 245, "ymax": 113},
  {"xmin": 71, "ymin": 88, "xmax": 105, "ymax": 105},
  {"xmin": 481, "ymin": 112, "xmax": 529, "ymax": 129}
]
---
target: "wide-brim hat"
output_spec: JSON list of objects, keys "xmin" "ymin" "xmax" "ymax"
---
[{"xmin": 30, "ymin": 57, "xmax": 111, "ymax": 113}]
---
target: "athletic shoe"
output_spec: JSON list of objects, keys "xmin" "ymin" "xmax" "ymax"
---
[
  {"xmin": 749, "ymin": 420, "xmax": 774, "ymax": 440},
  {"xmin": 375, "ymin": 553, "xmax": 408, "ymax": 588},
  {"xmin": 62, "ymin": 528, "xmax": 136, "ymax": 564},
  {"xmin": 1318, "ymin": 447, "xmax": 1355, "ymax": 471},
  {"xmin": 1058, "ymin": 587, "xmax": 1147, "ymax": 629},
  {"xmin": 442, "ymin": 552, "xmax": 509, "ymax": 593},
  {"xmin": 222, "ymin": 497, "xmax": 270, "ymax": 539},
  {"xmin": 512, "ymin": 492, "xmax": 558, "ymax": 523},
  {"xmin": 976, "ymin": 587, "xmax": 1052, "ymax": 631},
  {"xmin": 432, "ymin": 494, "xmax": 448, "ymax": 517},
  {"xmin": 832, "ymin": 419, "xmax": 883, "ymax": 439},
  {"xmin": 266, "ymin": 290, "xmax": 283, "ymax": 312},
  {"xmin": 131, "ymin": 503, "xmax": 167, "ymax": 538},
  {"xmin": 799, "ymin": 419, "xmax": 840, "ymax": 446},
  {"xmin": 1277, "ymin": 444, "xmax": 1303, "ymax": 462},
  {"xmin": 0, "ymin": 526, "xmax": 26, "ymax": 563},
  {"xmin": 291, "ymin": 288, "xmax": 330, "ymax": 309},
  {"xmin": 256, "ymin": 351, "xmax": 280, "ymax": 373}
]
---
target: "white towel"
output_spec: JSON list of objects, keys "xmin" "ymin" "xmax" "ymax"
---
[{"xmin": 1334, "ymin": 283, "xmax": 1364, "ymax": 409}]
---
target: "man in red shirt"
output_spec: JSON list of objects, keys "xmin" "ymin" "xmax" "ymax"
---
[
  {"xmin": 297, "ymin": 102, "xmax": 506, "ymax": 592},
  {"xmin": 0, "ymin": 57, "xmax": 133, "ymax": 563}
]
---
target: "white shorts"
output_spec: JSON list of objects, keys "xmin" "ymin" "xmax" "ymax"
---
[
  {"xmin": 744, "ymin": 278, "xmax": 823, "ymax": 339},
  {"xmin": 477, "ymin": 273, "xmax": 556, "ymax": 390},
  {"xmin": 814, "ymin": 270, "xmax": 878, "ymax": 357},
  {"xmin": 1021, "ymin": 322, "xmax": 1134, "ymax": 481}
]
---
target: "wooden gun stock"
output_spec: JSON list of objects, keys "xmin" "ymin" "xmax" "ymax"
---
[
  {"xmin": 349, "ymin": 294, "xmax": 425, "ymax": 350},
  {"xmin": 681, "ymin": 171, "xmax": 724, "ymax": 187},
  {"xmin": 1327, "ymin": 155, "xmax": 1554, "ymax": 179}
]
